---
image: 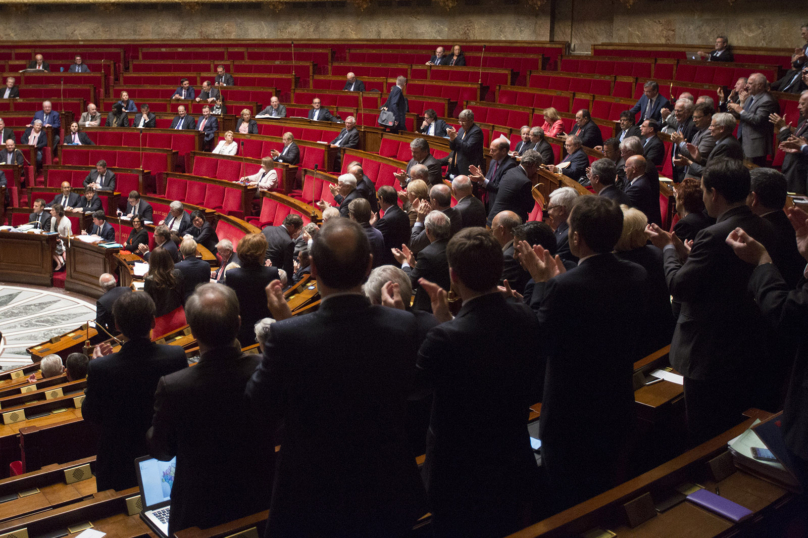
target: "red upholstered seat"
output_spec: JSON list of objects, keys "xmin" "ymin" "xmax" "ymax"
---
[
  {"xmin": 117, "ymin": 152, "xmax": 141, "ymax": 169},
  {"xmin": 152, "ymin": 307, "xmax": 186, "ymax": 340},
  {"xmin": 660, "ymin": 140, "xmax": 673, "ymax": 178},
  {"xmin": 221, "ymin": 188, "xmax": 245, "ymax": 219},
  {"xmin": 61, "ymin": 149, "xmax": 89, "ymax": 166},
  {"xmin": 378, "ymin": 139, "xmax": 399, "ymax": 159},
  {"xmin": 301, "ymin": 147, "xmax": 325, "ymax": 170},
  {"xmin": 185, "ymin": 181, "xmax": 207, "ymax": 206},
  {"xmin": 193, "ymin": 157, "xmax": 218, "ymax": 178},
  {"xmin": 376, "ymin": 164, "xmax": 398, "ymax": 189},
  {"xmin": 46, "ymin": 170, "xmax": 72, "ymax": 188},
  {"xmin": 216, "ymin": 160, "xmax": 242, "ymax": 181},
  {"xmin": 395, "ymin": 145, "xmax": 411, "ymax": 162},
  {"xmin": 165, "ymin": 177, "xmax": 188, "ymax": 200},
  {"xmin": 204, "ymin": 184, "xmax": 226, "ymax": 210},
  {"xmin": 273, "ymin": 203, "xmax": 291, "ymax": 227},
  {"xmin": 528, "ymin": 202, "xmax": 543, "ymax": 222},
  {"xmin": 246, "ymin": 196, "xmax": 278, "ymax": 228}
]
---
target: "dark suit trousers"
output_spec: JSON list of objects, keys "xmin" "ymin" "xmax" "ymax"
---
[
  {"xmin": 682, "ymin": 375, "xmax": 756, "ymax": 445},
  {"xmin": 748, "ymin": 156, "xmax": 768, "ymax": 167}
]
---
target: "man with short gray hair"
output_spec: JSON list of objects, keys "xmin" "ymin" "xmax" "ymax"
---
[
  {"xmin": 396, "ymin": 138, "xmax": 442, "ymax": 187},
  {"xmin": 487, "ymin": 149, "xmax": 542, "ymax": 226},
  {"xmin": 524, "ymin": 126, "xmax": 554, "ymax": 165},
  {"xmin": 410, "ymin": 183, "xmax": 463, "ymax": 254},
  {"xmin": 394, "ymin": 210, "xmax": 451, "ymax": 312},
  {"xmin": 317, "ymin": 173, "xmax": 359, "ymax": 218},
  {"xmin": 161, "ymin": 200, "xmax": 192, "ymax": 235},
  {"xmin": 176, "ymin": 238, "xmax": 210, "ymax": 303},
  {"xmin": 382, "ymin": 76, "xmax": 408, "ymax": 133},
  {"xmin": 452, "ymin": 175, "xmax": 486, "ymax": 228},
  {"xmin": 550, "ymin": 135, "xmax": 589, "ymax": 181},
  {"xmin": 443, "ymin": 109, "xmax": 484, "ymax": 178},
  {"xmin": 688, "ymin": 112, "xmax": 743, "ymax": 167},
  {"xmin": 547, "ymin": 187, "xmax": 580, "ymax": 263},
  {"xmin": 40, "ymin": 355, "xmax": 64, "ymax": 379},
  {"xmin": 96, "ymin": 273, "xmax": 131, "ymax": 336},
  {"xmin": 212, "ymin": 239, "xmax": 238, "ymax": 281},
  {"xmin": 727, "ymin": 72, "xmax": 778, "ymax": 166},
  {"xmin": 329, "ymin": 116, "xmax": 359, "ymax": 172}
]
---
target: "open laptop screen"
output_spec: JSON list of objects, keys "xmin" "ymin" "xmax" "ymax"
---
[{"xmin": 138, "ymin": 457, "xmax": 177, "ymax": 508}]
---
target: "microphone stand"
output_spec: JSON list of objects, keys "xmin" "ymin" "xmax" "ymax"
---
[
  {"xmin": 478, "ymin": 44, "xmax": 485, "ymax": 85},
  {"xmin": 291, "ymin": 41, "xmax": 295, "ymax": 81},
  {"xmin": 239, "ymin": 141, "xmax": 245, "ymax": 183}
]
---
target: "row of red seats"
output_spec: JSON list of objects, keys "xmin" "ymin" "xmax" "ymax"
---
[
  {"xmin": 112, "ymin": 85, "xmax": 275, "ymax": 104},
  {"xmin": 163, "ymin": 175, "xmax": 251, "ymax": 218},
  {"xmin": 44, "ymin": 166, "xmax": 140, "ymax": 200},
  {"xmin": 592, "ymin": 46, "xmax": 792, "ymax": 70},
  {"xmin": 249, "ymin": 192, "xmax": 318, "ymax": 229}
]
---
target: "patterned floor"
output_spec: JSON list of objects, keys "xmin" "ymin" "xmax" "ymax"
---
[{"xmin": 0, "ymin": 286, "xmax": 96, "ymax": 370}]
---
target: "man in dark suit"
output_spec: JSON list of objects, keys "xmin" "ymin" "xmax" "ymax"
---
[
  {"xmin": 640, "ymin": 119, "xmax": 665, "ymax": 168},
  {"xmin": 27, "ymin": 54, "xmax": 49, "ymax": 71},
  {"xmin": 491, "ymin": 211, "xmax": 530, "ymax": 294},
  {"xmin": 417, "ymin": 227, "xmax": 541, "ymax": 537},
  {"xmin": 124, "ymin": 191, "xmax": 154, "ymax": 222},
  {"xmin": 697, "ymin": 36, "xmax": 734, "ymax": 62},
  {"xmin": 396, "ymin": 138, "xmax": 443, "ymax": 187},
  {"xmin": 617, "ymin": 111, "xmax": 642, "ymax": 142},
  {"xmin": 329, "ymin": 116, "xmax": 360, "ymax": 171},
  {"xmin": 0, "ymin": 118, "xmax": 14, "ymax": 143},
  {"xmin": 773, "ymin": 90, "xmax": 808, "ymax": 193},
  {"xmin": 344, "ymin": 161, "xmax": 378, "ymax": 212},
  {"xmin": 271, "ymin": 133, "xmax": 300, "ymax": 165},
  {"xmin": 521, "ymin": 126, "xmax": 554, "ymax": 165},
  {"xmin": 308, "ymin": 98, "xmax": 333, "ymax": 122},
  {"xmin": 2, "ymin": 77, "xmax": 19, "ymax": 99},
  {"xmin": 676, "ymin": 102, "xmax": 716, "ymax": 180},
  {"xmin": 292, "ymin": 249, "xmax": 311, "ymax": 284},
  {"xmin": 545, "ymin": 186, "xmax": 579, "ymax": 265},
  {"xmin": 161, "ymin": 201, "xmax": 192, "ymax": 236},
  {"xmin": 50, "ymin": 182, "xmax": 82, "ymax": 211},
  {"xmin": 68, "ymin": 55, "xmax": 91, "ymax": 72},
  {"xmin": 149, "ymin": 284, "xmax": 273, "ymax": 536},
  {"xmin": 382, "ymin": 76, "xmax": 408, "ymax": 133},
  {"xmin": 688, "ymin": 112, "xmax": 744, "ymax": 168},
  {"xmin": 550, "ymin": 135, "xmax": 589, "ymax": 181},
  {"xmin": 469, "ymin": 138, "xmax": 517, "ymax": 211},
  {"xmin": 196, "ymin": 106, "xmax": 218, "ymax": 151},
  {"xmin": 262, "ymin": 214, "xmax": 302, "ymax": 277},
  {"xmin": 212, "ymin": 239, "xmax": 239, "ymax": 282},
  {"xmin": 628, "ymin": 80, "xmax": 672, "ymax": 123},
  {"xmin": 451, "ymin": 175, "xmax": 486, "ymax": 228},
  {"xmin": 95, "ymin": 273, "xmax": 131, "ymax": 337},
  {"xmin": 426, "ymin": 46, "xmax": 447, "ymax": 66},
  {"xmin": 625, "ymin": 155, "xmax": 662, "ymax": 226},
  {"xmin": 174, "ymin": 239, "xmax": 211, "ymax": 302},
  {"xmin": 172, "ymin": 78, "xmax": 195, "ymax": 100},
  {"xmin": 487, "ymin": 149, "xmax": 541, "ymax": 226},
  {"xmin": 512, "ymin": 126, "xmax": 531, "ymax": 156},
  {"xmin": 667, "ymin": 99, "xmax": 700, "ymax": 182},
  {"xmin": 29, "ymin": 198, "xmax": 52, "ymax": 230},
  {"xmin": 590, "ymin": 158, "xmax": 631, "ymax": 206},
  {"xmin": 214, "ymin": 65, "xmax": 234, "ymax": 87},
  {"xmin": 374, "ymin": 186, "xmax": 412, "ymax": 266},
  {"xmin": 350, "ymin": 198, "xmax": 385, "ymax": 268},
  {"xmin": 397, "ymin": 210, "xmax": 452, "ymax": 312},
  {"xmin": 0, "ymin": 139, "xmax": 23, "ymax": 166},
  {"xmin": 442, "ymin": 109, "xmax": 484, "ymax": 179},
  {"xmin": 89, "ymin": 211, "xmax": 115, "ymax": 241},
  {"xmin": 343, "ymin": 72, "xmax": 365, "ymax": 92},
  {"xmin": 409, "ymin": 184, "xmax": 463, "ymax": 254},
  {"xmin": 256, "ymin": 96, "xmax": 286, "ymax": 119},
  {"xmin": 134, "ymin": 104, "xmax": 156, "ymax": 129},
  {"xmin": 195, "ymin": 81, "xmax": 220, "ymax": 104},
  {"xmin": 187, "ymin": 210, "xmax": 219, "ymax": 255},
  {"xmin": 647, "ymin": 158, "xmax": 778, "ymax": 443},
  {"xmin": 170, "ymin": 106, "xmax": 196, "ymax": 130},
  {"xmin": 141, "ymin": 226, "xmax": 180, "ymax": 263},
  {"xmin": 65, "ymin": 122, "xmax": 94, "ymax": 145},
  {"xmin": 83, "ymin": 160, "xmax": 116, "ymax": 192},
  {"xmin": 78, "ymin": 186, "xmax": 103, "ymax": 213},
  {"xmin": 523, "ymin": 195, "xmax": 650, "ymax": 512},
  {"xmin": 569, "ymin": 109, "xmax": 603, "ymax": 148},
  {"xmin": 247, "ymin": 218, "xmax": 427, "ymax": 538},
  {"xmin": 317, "ymin": 173, "xmax": 360, "ymax": 218},
  {"xmin": 727, "ymin": 73, "xmax": 778, "ymax": 167},
  {"xmin": 420, "ymin": 109, "xmax": 448, "ymax": 138},
  {"xmin": 771, "ymin": 68, "xmax": 807, "ymax": 94},
  {"xmin": 83, "ymin": 292, "xmax": 187, "ymax": 491}
]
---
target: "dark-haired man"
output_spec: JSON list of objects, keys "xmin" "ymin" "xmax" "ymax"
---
[
  {"xmin": 397, "ymin": 211, "xmax": 452, "ymax": 312},
  {"xmin": 124, "ymin": 191, "xmax": 154, "ymax": 222},
  {"xmin": 88, "ymin": 210, "xmax": 115, "ymax": 242},
  {"xmin": 628, "ymin": 80, "xmax": 671, "ymax": 123},
  {"xmin": 83, "ymin": 292, "xmax": 188, "ymax": 492},
  {"xmin": 640, "ymin": 119, "xmax": 665, "ymax": 167},
  {"xmin": 590, "ymin": 158, "xmax": 630, "ymax": 207},
  {"xmin": 247, "ymin": 218, "xmax": 427, "ymax": 538},
  {"xmin": 263, "ymin": 213, "xmax": 302, "ymax": 277},
  {"xmin": 374, "ymin": 185, "xmax": 411, "ymax": 266},
  {"xmin": 568, "ymin": 109, "xmax": 603, "ymax": 149}
]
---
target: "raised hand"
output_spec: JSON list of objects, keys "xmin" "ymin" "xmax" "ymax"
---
[
  {"xmin": 726, "ymin": 227, "xmax": 771, "ymax": 266},
  {"xmin": 498, "ymin": 279, "xmax": 524, "ymax": 302},
  {"xmin": 416, "ymin": 200, "xmax": 432, "ymax": 222},
  {"xmin": 769, "ymin": 113, "xmax": 787, "ymax": 131},
  {"xmin": 646, "ymin": 223, "xmax": 674, "ymax": 249},
  {"xmin": 93, "ymin": 342, "xmax": 114, "ymax": 359},
  {"xmin": 265, "ymin": 279, "xmax": 292, "ymax": 321},
  {"xmin": 380, "ymin": 281, "xmax": 406, "ymax": 311},
  {"xmin": 786, "ymin": 206, "xmax": 808, "ymax": 262},
  {"xmin": 369, "ymin": 212, "xmax": 378, "ymax": 226},
  {"xmin": 717, "ymin": 87, "xmax": 725, "ymax": 101},
  {"xmin": 418, "ymin": 278, "xmax": 452, "ymax": 323}
]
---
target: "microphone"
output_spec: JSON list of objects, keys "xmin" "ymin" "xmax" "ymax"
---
[
  {"xmin": 239, "ymin": 141, "xmax": 246, "ymax": 183},
  {"xmin": 291, "ymin": 41, "xmax": 296, "ymax": 80},
  {"xmin": 478, "ymin": 44, "xmax": 486, "ymax": 85}
]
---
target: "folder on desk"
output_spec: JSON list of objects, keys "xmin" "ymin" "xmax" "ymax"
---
[{"xmin": 728, "ymin": 415, "xmax": 802, "ymax": 492}]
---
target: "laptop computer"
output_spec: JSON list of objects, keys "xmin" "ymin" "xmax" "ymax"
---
[{"xmin": 135, "ymin": 455, "xmax": 177, "ymax": 538}]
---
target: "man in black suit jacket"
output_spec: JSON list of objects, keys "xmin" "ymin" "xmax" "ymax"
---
[
  {"xmin": 2, "ymin": 77, "xmax": 19, "ymax": 99},
  {"xmin": 524, "ymin": 195, "xmax": 650, "ymax": 512},
  {"xmin": 688, "ymin": 112, "xmax": 744, "ymax": 167},
  {"xmin": 551, "ymin": 135, "xmax": 589, "ymax": 181},
  {"xmin": 78, "ymin": 187, "xmax": 103, "ymax": 213},
  {"xmin": 590, "ymin": 158, "xmax": 631, "ymax": 206},
  {"xmin": 89, "ymin": 211, "xmax": 115, "ymax": 241},
  {"xmin": 124, "ymin": 191, "xmax": 153, "ymax": 222},
  {"xmin": 149, "ymin": 285, "xmax": 273, "ymax": 535},
  {"xmin": 341, "ymin": 162, "xmax": 378, "ymax": 212},
  {"xmin": 398, "ymin": 138, "xmax": 443, "ymax": 187},
  {"xmin": 95, "ymin": 274, "xmax": 131, "ymax": 337},
  {"xmin": 470, "ymin": 138, "xmax": 517, "ymax": 212},
  {"xmin": 625, "ymin": 155, "xmax": 662, "ymax": 226},
  {"xmin": 83, "ymin": 292, "xmax": 187, "ymax": 492},
  {"xmin": 546, "ymin": 186, "xmax": 579, "ymax": 265},
  {"xmin": 271, "ymin": 133, "xmax": 300, "ymax": 165},
  {"xmin": 492, "ymin": 210, "xmax": 530, "ymax": 294},
  {"xmin": 521, "ymin": 127, "xmax": 555, "ymax": 165},
  {"xmin": 771, "ymin": 69, "xmax": 807, "ymax": 94},
  {"xmin": 697, "ymin": 36, "xmax": 734, "ymax": 62},
  {"xmin": 27, "ymin": 55, "xmax": 49, "ymax": 71},
  {"xmin": 214, "ymin": 65, "xmax": 234, "ymax": 87},
  {"xmin": 0, "ymin": 120, "xmax": 14, "ymax": 144},
  {"xmin": 374, "ymin": 186, "xmax": 411, "ymax": 266},
  {"xmin": 420, "ymin": 109, "xmax": 448, "ymax": 138},
  {"xmin": 247, "ymin": 219, "xmax": 427, "ymax": 538},
  {"xmin": 65, "ymin": 122, "xmax": 94, "ymax": 146},
  {"xmin": 343, "ymin": 72, "xmax": 365, "ymax": 92},
  {"xmin": 451, "ymin": 175, "xmax": 486, "ymax": 228},
  {"xmin": 134, "ymin": 104, "xmax": 157, "ymax": 129},
  {"xmin": 442, "ymin": 109, "xmax": 484, "ymax": 178},
  {"xmin": 427, "ymin": 47, "xmax": 447, "ymax": 66},
  {"xmin": 175, "ymin": 239, "xmax": 212, "ymax": 302},
  {"xmin": 330, "ymin": 117, "xmax": 360, "ymax": 149},
  {"xmin": 308, "ymin": 98, "xmax": 333, "ymax": 122},
  {"xmin": 774, "ymin": 92, "xmax": 808, "ymax": 193},
  {"xmin": 186, "ymin": 211, "xmax": 218, "ymax": 256},
  {"xmin": 486, "ymin": 149, "xmax": 541, "ymax": 225},
  {"xmin": 161, "ymin": 202, "xmax": 192, "ymax": 236},
  {"xmin": 262, "ymin": 214, "xmax": 302, "ymax": 277},
  {"xmin": 382, "ymin": 76, "xmax": 408, "ymax": 133},
  {"xmin": 29, "ymin": 198, "xmax": 52, "ymax": 230},
  {"xmin": 648, "ymin": 158, "xmax": 778, "ymax": 443},
  {"xmin": 617, "ymin": 111, "xmax": 642, "ymax": 142},
  {"xmin": 640, "ymin": 119, "xmax": 665, "ymax": 167},
  {"xmin": 196, "ymin": 106, "xmax": 218, "ymax": 150},
  {"xmin": 397, "ymin": 211, "xmax": 452, "ymax": 312},
  {"xmin": 409, "ymin": 184, "xmax": 462, "ymax": 254},
  {"xmin": 569, "ymin": 109, "xmax": 603, "ymax": 148},
  {"xmin": 318, "ymin": 173, "xmax": 360, "ymax": 218},
  {"xmin": 417, "ymin": 227, "xmax": 541, "ymax": 537},
  {"xmin": 170, "ymin": 106, "xmax": 196, "ymax": 130},
  {"xmin": 141, "ymin": 226, "xmax": 180, "ymax": 263},
  {"xmin": 0, "ymin": 139, "xmax": 23, "ymax": 165},
  {"xmin": 83, "ymin": 161, "xmax": 116, "ymax": 192},
  {"xmin": 49, "ymin": 182, "xmax": 82, "ymax": 211},
  {"xmin": 195, "ymin": 81, "xmax": 220, "ymax": 103}
]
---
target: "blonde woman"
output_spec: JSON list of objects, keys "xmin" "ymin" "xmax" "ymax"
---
[
  {"xmin": 212, "ymin": 130, "xmax": 238, "ymax": 155},
  {"xmin": 236, "ymin": 109, "xmax": 258, "ymax": 134},
  {"xmin": 541, "ymin": 107, "xmax": 564, "ymax": 138},
  {"xmin": 241, "ymin": 157, "xmax": 278, "ymax": 190},
  {"xmin": 402, "ymin": 179, "xmax": 429, "ymax": 227}
]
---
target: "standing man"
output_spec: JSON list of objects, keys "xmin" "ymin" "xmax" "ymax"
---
[
  {"xmin": 674, "ymin": 102, "xmax": 716, "ymax": 180},
  {"xmin": 568, "ymin": 109, "xmax": 603, "ymax": 149},
  {"xmin": 373, "ymin": 185, "xmax": 411, "ymax": 266},
  {"xmin": 262, "ymin": 214, "xmax": 302, "ymax": 277},
  {"xmin": 443, "ymin": 109, "xmax": 484, "ymax": 179},
  {"xmin": 628, "ymin": 80, "xmax": 671, "ymax": 123},
  {"xmin": 771, "ymin": 90, "xmax": 808, "ymax": 194},
  {"xmin": 727, "ymin": 73, "xmax": 778, "ymax": 167},
  {"xmin": 196, "ymin": 105, "xmax": 218, "ymax": 152},
  {"xmin": 382, "ymin": 76, "xmax": 408, "ymax": 134},
  {"xmin": 486, "ymin": 149, "xmax": 542, "ymax": 225},
  {"xmin": 95, "ymin": 273, "xmax": 131, "ymax": 337}
]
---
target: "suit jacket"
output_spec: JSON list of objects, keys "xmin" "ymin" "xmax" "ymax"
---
[
  {"xmin": 175, "ymin": 257, "xmax": 211, "ymax": 302},
  {"xmin": 417, "ymin": 293, "xmax": 541, "ymax": 536},
  {"xmin": 522, "ymin": 139, "xmax": 554, "ymax": 165},
  {"xmin": 334, "ymin": 188, "xmax": 360, "ymax": 218},
  {"xmin": 383, "ymin": 85, "xmax": 408, "ymax": 128},
  {"xmin": 448, "ymin": 55, "xmax": 466, "ymax": 66},
  {"xmin": 173, "ymin": 86, "xmax": 195, "ymax": 100},
  {"xmin": 195, "ymin": 115, "xmax": 218, "ymax": 143},
  {"xmin": 681, "ymin": 127, "xmax": 716, "ymax": 179},
  {"xmin": 779, "ymin": 118, "xmax": 808, "ymax": 194},
  {"xmin": 65, "ymin": 131, "xmax": 94, "ymax": 145},
  {"xmin": 339, "ymin": 173, "xmax": 378, "ymax": 213},
  {"xmin": 569, "ymin": 121, "xmax": 603, "ymax": 149},
  {"xmin": 82, "ymin": 338, "xmax": 187, "ymax": 491},
  {"xmin": 642, "ymin": 135, "xmax": 665, "ymax": 167},
  {"xmin": 148, "ymin": 346, "xmax": 274, "ymax": 535},
  {"xmin": 530, "ymin": 254, "xmax": 648, "ymax": 504},
  {"xmin": 628, "ymin": 94, "xmax": 672, "ymax": 123},
  {"xmin": 188, "ymin": 221, "xmax": 218, "ymax": 254},
  {"xmin": 736, "ymin": 91, "xmax": 778, "ymax": 159},
  {"xmin": 420, "ymin": 119, "xmax": 448, "ymax": 138},
  {"xmin": 0, "ymin": 128, "xmax": 14, "ymax": 143},
  {"xmin": 79, "ymin": 112, "xmax": 102, "ymax": 127},
  {"xmin": 83, "ymin": 170, "xmax": 116, "ymax": 192},
  {"xmin": 262, "ymin": 225, "xmax": 295, "ymax": 276},
  {"xmin": 501, "ymin": 241, "xmax": 531, "ymax": 295},
  {"xmin": 213, "ymin": 252, "xmax": 239, "ymax": 281},
  {"xmin": 446, "ymin": 123, "xmax": 484, "ymax": 177},
  {"xmin": 27, "ymin": 61, "xmax": 50, "ymax": 71},
  {"xmin": 429, "ymin": 55, "xmax": 449, "ymax": 66},
  {"xmin": 215, "ymin": 73, "xmax": 234, "ymax": 86},
  {"xmin": 91, "ymin": 222, "xmax": 115, "ymax": 242},
  {"xmin": 197, "ymin": 87, "xmax": 220, "ymax": 102},
  {"xmin": 258, "ymin": 105, "xmax": 287, "ymax": 118},
  {"xmin": 625, "ymin": 174, "xmax": 662, "ymax": 226},
  {"xmin": 405, "ymin": 239, "xmax": 451, "ymax": 312},
  {"xmin": 664, "ymin": 205, "xmax": 778, "ymax": 381},
  {"xmin": 707, "ymin": 135, "xmax": 744, "ymax": 164},
  {"xmin": 482, "ymin": 157, "xmax": 518, "ymax": 210},
  {"xmin": 487, "ymin": 165, "xmax": 534, "ymax": 225},
  {"xmin": 245, "ymin": 295, "xmax": 427, "ymax": 538},
  {"xmin": 33, "ymin": 110, "xmax": 60, "ymax": 128},
  {"xmin": 124, "ymin": 228, "xmax": 149, "ymax": 252},
  {"xmin": 125, "ymin": 200, "xmax": 154, "ymax": 222},
  {"xmin": 0, "ymin": 148, "xmax": 23, "ymax": 166},
  {"xmin": 1, "ymin": 86, "xmax": 19, "ymax": 99},
  {"xmin": 708, "ymin": 49, "xmax": 734, "ymax": 62},
  {"xmin": 225, "ymin": 265, "xmax": 280, "ymax": 346},
  {"xmin": 164, "ymin": 211, "xmax": 192, "ymax": 236},
  {"xmin": 410, "ymin": 206, "xmax": 462, "ymax": 254},
  {"xmin": 105, "ymin": 112, "xmax": 129, "ymax": 128},
  {"xmin": 343, "ymin": 79, "xmax": 365, "ymax": 92},
  {"xmin": 374, "ymin": 204, "xmax": 411, "ymax": 266},
  {"xmin": 618, "ymin": 125, "xmax": 642, "ymax": 142},
  {"xmin": 28, "ymin": 210, "xmax": 51, "ymax": 230},
  {"xmin": 454, "ymin": 195, "xmax": 487, "ymax": 229},
  {"xmin": 559, "ymin": 148, "xmax": 589, "ymax": 181},
  {"xmin": 118, "ymin": 100, "xmax": 137, "ymax": 113},
  {"xmin": 771, "ymin": 69, "xmax": 807, "ymax": 94},
  {"xmin": 78, "ymin": 195, "xmax": 103, "ymax": 213},
  {"xmin": 235, "ymin": 118, "xmax": 258, "ymax": 134},
  {"xmin": 171, "ymin": 115, "xmax": 196, "ymax": 130},
  {"xmin": 406, "ymin": 154, "xmax": 443, "ymax": 187},
  {"xmin": 361, "ymin": 222, "xmax": 385, "ymax": 268},
  {"xmin": 308, "ymin": 107, "xmax": 333, "ymax": 122},
  {"xmin": 672, "ymin": 210, "xmax": 712, "ymax": 242},
  {"xmin": 95, "ymin": 287, "xmax": 131, "ymax": 336},
  {"xmin": 22, "ymin": 128, "xmax": 47, "ymax": 149},
  {"xmin": 554, "ymin": 221, "xmax": 578, "ymax": 264},
  {"xmin": 273, "ymin": 142, "xmax": 300, "ymax": 165},
  {"xmin": 146, "ymin": 240, "xmax": 180, "ymax": 264},
  {"xmin": 49, "ymin": 192, "xmax": 82, "ymax": 209},
  {"xmin": 330, "ymin": 128, "xmax": 360, "ymax": 149},
  {"xmin": 599, "ymin": 184, "xmax": 631, "ymax": 207},
  {"xmin": 763, "ymin": 210, "xmax": 806, "ymax": 289}
]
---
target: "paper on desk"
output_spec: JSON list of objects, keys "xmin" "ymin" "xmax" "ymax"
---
[
  {"xmin": 75, "ymin": 235, "xmax": 101, "ymax": 243},
  {"xmin": 133, "ymin": 263, "xmax": 149, "ymax": 277},
  {"xmin": 649, "ymin": 369, "xmax": 684, "ymax": 385},
  {"xmin": 75, "ymin": 529, "xmax": 106, "ymax": 538},
  {"xmin": 555, "ymin": 161, "xmax": 571, "ymax": 169},
  {"xmin": 133, "ymin": 282, "xmax": 145, "ymax": 291}
]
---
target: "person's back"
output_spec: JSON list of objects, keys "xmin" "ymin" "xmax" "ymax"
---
[
  {"xmin": 83, "ymin": 292, "xmax": 187, "ymax": 491},
  {"xmin": 148, "ymin": 285, "xmax": 273, "ymax": 534},
  {"xmin": 247, "ymin": 219, "xmax": 426, "ymax": 538}
]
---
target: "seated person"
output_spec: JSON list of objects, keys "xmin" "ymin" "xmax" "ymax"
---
[
  {"xmin": 125, "ymin": 190, "xmax": 154, "ymax": 222},
  {"xmin": 211, "ymin": 96, "xmax": 226, "ymax": 116},
  {"xmin": 50, "ymin": 181, "xmax": 81, "ymax": 211},
  {"xmin": 40, "ymin": 355, "xmax": 64, "ymax": 379},
  {"xmin": 343, "ymin": 72, "xmax": 365, "ymax": 92},
  {"xmin": 69, "ymin": 55, "xmax": 90, "ymax": 73},
  {"xmin": 78, "ymin": 186, "xmax": 103, "ymax": 213},
  {"xmin": 140, "ymin": 225, "xmax": 180, "ymax": 263},
  {"xmin": 212, "ymin": 130, "xmax": 238, "ymax": 155},
  {"xmin": 66, "ymin": 122, "xmax": 94, "ymax": 145},
  {"xmin": 134, "ymin": 103, "xmax": 156, "ymax": 128},
  {"xmin": 172, "ymin": 78, "xmax": 195, "ymax": 100},
  {"xmin": 65, "ymin": 353, "xmax": 89, "ymax": 381},
  {"xmin": 3, "ymin": 76, "xmax": 19, "ymax": 99},
  {"xmin": 448, "ymin": 45, "xmax": 466, "ymax": 66},
  {"xmin": 195, "ymin": 81, "xmax": 220, "ymax": 103},
  {"xmin": 256, "ymin": 97, "xmax": 286, "ymax": 118},
  {"xmin": 171, "ymin": 106, "xmax": 196, "ymax": 130},
  {"xmin": 186, "ymin": 210, "xmax": 219, "ymax": 255},
  {"xmin": 426, "ymin": 46, "xmax": 447, "ymax": 66},
  {"xmin": 117, "ymin": 91, "xmax": 137, "ymax": 113},
  {"xmin": 28, "ymin": 54, "xmax": 49, "ymax": 71},
  {"xmin": 144, "ymin": 247, "xmax": 185, "ymax": 318},
  {"xmin": 106, "ymin": 102, "xmax": 129, "ymax": 128},
  {"xmin": 124, "ymin": 215, "xmax": 150, "ymax": 253},
  {"xmin": 84, "ymin": 160, "xmax": 116, "ymax": 192},
  {"xmin": 22, "ymin": 120, "xmax": 47, "ymax": 166},
  {"xmin": 308, "ymin": 98, "xmax": 333, "ymax": 122},
  {"xmin": 86, "ymin": 210, "xmax": 115, "ymax": 242},
  {"xmin": 236, "ymin": 108, "xmax": 258, "ymax": 134},
  {"xmin": 271, "ymin": 132, "xmax": 300, "ymax": 165},
  {"xmin": 240, "ymin": 157, "xmax": 278, "ymax": 190},
  {"xmin": 160, "ymin": 200, "xmax": 192, "ymax": 235},
  {"xmin": 420, "ymin": 109, "xmax": 448, "ymax": 138}
]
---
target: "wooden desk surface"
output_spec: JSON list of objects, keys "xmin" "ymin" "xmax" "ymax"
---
[
  {"xmin": 0, "ymin": 408, "xmax": 82, "ymax": 438},
  {"xmin": 0, "ymin": 476, "xmax": 96, "ymax": 523}
]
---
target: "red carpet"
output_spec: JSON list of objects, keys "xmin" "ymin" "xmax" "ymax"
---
[{"xmin": 52, "ymin": 270, "xmax": 66, "ymax": 288}]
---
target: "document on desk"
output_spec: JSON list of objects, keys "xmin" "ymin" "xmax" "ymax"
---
[
  {"xmin": 649, "ymin": 369, "xmax": 684, "ymax": 385},
  {"xmin": 75, "ymin": 235, "xmax": 102, "ymax": 243},
  {"xmin": 133, "ymin": 281, "xmax": 145, "ymax": 291},
  {"xmin": 133, "ymin": 263, "xmax": 149, "ymax": 277},
  {"xmin": 75, "ymin": 529, "xmax": 106, "ymax": 538}
]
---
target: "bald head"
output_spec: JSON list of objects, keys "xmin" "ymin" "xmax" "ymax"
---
[
  {"xmin": 311, "ymin": 218, "xmax": 371, "ymax": 290},
  {"xmin": 430, "ymin": 184, "xmax": 452, "ymax": 209},
  {"xmin": 99, "ymin": 273, "xmax": 117, "ymax": 291},
  {"xmin": 409, "ymin": 163, "xmax": 429, "ymax": 182},
  {"xmin": 624, "ymin": 155, "xmax": 647, "ymax": 180},
  {"xmin": 452, "ymin": 175, "xmax": 473, "ymax": 197},
  {"xmin": 491, "ymin": 211, "xmax": 521, "ymax": 246}
]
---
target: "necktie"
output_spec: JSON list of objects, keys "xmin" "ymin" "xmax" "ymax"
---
[
  {"xmin": 6, "ymin": 153, "xmax": 10, "ymax": 164},
  {"xmin": 797, "ymin": 121, "xmax": 807, "ymax": 137},
  {"xmin": 350, "ymin": 83, "xmax": 355, "ymax": 91},
  {"xmin": 489, "ymin": 160, "xmax": 498, "ymax": 180},
  {"xmin": 335, "ymin": 131, "xmax": 345, "ymax": 146},
  {"xmin": 313, "ymin": 110, "xmax": 319, "ymax": 121},
  {"xmin": 73, "ymin": 133, "xmax": 79, "ymax": 144},
  {"xmin": 451, "ymin": 58, "xmax": 455, "ymax": 66},
  {"xmin": 645, "ymin": 98, "xmax": 654, "ymax": 120},
  {"xmin": 199, "ymin": 118, "xmax": 206, "ymax": 131},
  {"xmin": 784, "ymin": 72, "xmax": 801, "ymax": 92},
  {"xmin": 176, "ymin": 118, "xmax": 183, "ymax": 130},
  {"xmin": 435, "ymin": 58, "xmax": 440, "ymax": 66},
  {"xmin": 98, "ymin": 174, "xmax": 104, "ymax": 187},
  {"xmin": 182, "ymin": 89, "xmax": 186, "ymax": 99}
]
